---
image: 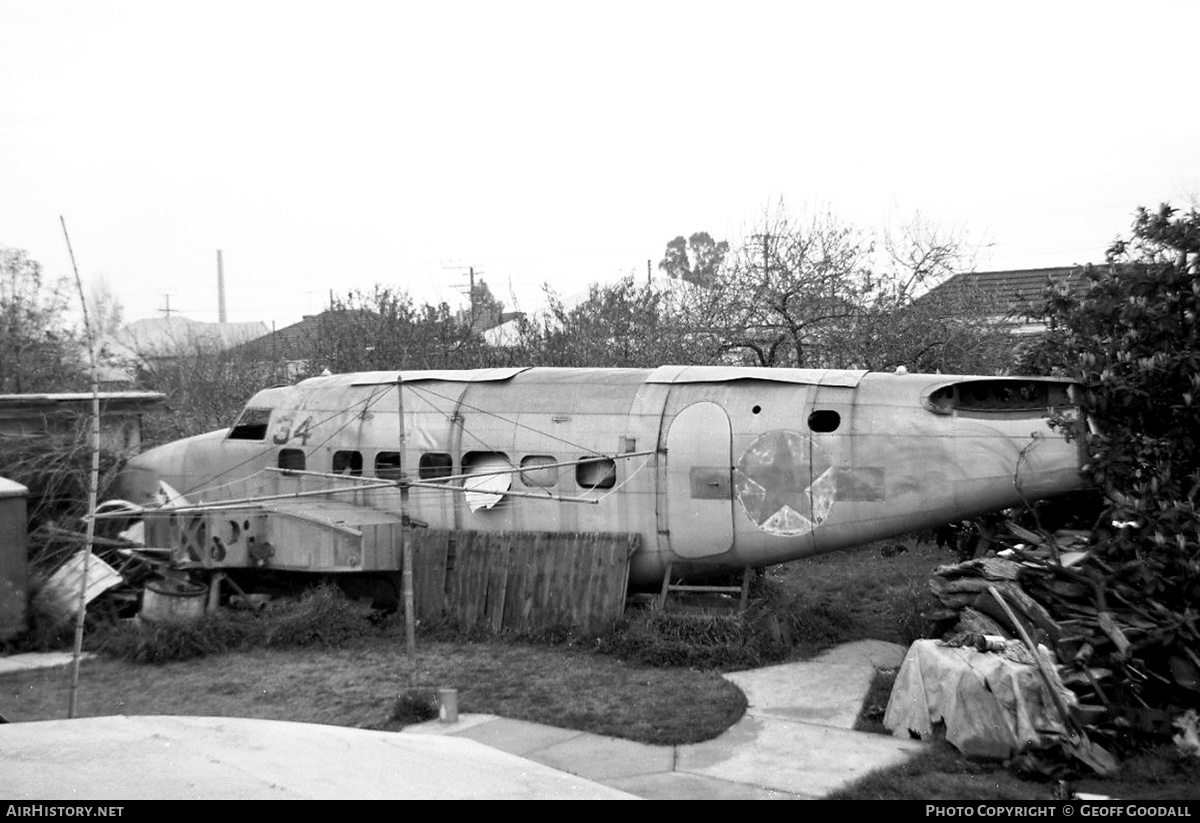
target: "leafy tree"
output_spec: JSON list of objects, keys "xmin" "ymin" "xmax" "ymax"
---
[
  {"xmin": 0, "ymin": 247, "xmax": 84, "ymax": 393},
  {"xmin": 86, "ymin": 275, "xmax": 125, "ymax": 338},
  {"xmin": 511, "ymin": 277, "xmax": 697, "ymax": 367},
  {"xmin": 658, "ymin": 232, "xmax": 729, "ymax": 287},
  {"xmin": 1015, "ymin": 202, "xmax": 1200, "ymax": 713},
  {"xmin": 306, "ymin": 286, "xmax": 490, "ymax": 373}
]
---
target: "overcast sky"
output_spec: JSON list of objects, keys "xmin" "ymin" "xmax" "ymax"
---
[{"xmin": 2, "ymin": 0, "xmax": 1198, "ymax": 331}]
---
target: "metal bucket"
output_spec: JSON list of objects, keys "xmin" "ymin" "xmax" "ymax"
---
[{"xmin": 140, "ymin": 579, "xmax": 208, "ymax": 624}]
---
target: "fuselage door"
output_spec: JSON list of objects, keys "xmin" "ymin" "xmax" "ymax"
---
[{"xmin": 666, "ymin": 401, "xmax": 734, "ymax": 558}]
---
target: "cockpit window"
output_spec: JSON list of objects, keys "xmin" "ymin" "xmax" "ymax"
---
[
  {"xmin": 927, "ymin": 380, "xmax": 1072, "ymax": 415},
  {"xmin": 228, "ymin": 407, "xmax": 272, "ymax": 440}
]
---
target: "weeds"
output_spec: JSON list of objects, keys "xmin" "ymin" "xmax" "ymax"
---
[
  {"xmin": 602, "ymin": 609, "xmax": 768, "ymax": 669},
  {"xmin": 0, "ymin": 425, "xmax": 126, "ymax": 576},
  {"xmin": 82, "ymin": 584, "xmax": 383, "ymax": 663},
  {"xmin": 88, "ymin": 612, "xmax": 247, "ymax": 663},
  {"xmin": 258, "ymin": 584, "xmax": 378, "ymax": 648},
  {"xmin": 391, "ymin": 687, "xmax": 439, "ymax": 724}
]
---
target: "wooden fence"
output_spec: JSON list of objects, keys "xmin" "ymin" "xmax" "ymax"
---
[{"xmin": 405, "ymin": 530, "xmax": 639, "ymax": 635}]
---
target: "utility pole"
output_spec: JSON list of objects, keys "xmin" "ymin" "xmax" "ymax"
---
[
  {"xmin": 463, "ymin": 266, "xmax": 476, "ymax": 316},
  {"xmin": 444, "ymin": 264, "xmax": 482, "ymax": 319},
  {"xmin": 158, "ymin": 294, "xmax": 175, "ymax": 317}
]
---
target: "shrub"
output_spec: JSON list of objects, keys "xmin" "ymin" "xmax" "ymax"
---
[
  {"xmin": 391, "ymin": 687, "xmax": 439, "ymax": 724},
  {"xmin": 87, "ymin": 611, "xmax": 247, "ymax": 663},
  {"xmin": 1015, "ymin": 202, "xmax": 1200, "ymax": 714},
  {"xmin": 260, "ymin": 584, "xmax": 379, "ymax": 647}
]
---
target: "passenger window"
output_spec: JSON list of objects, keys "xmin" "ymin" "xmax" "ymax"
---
[
  {"xmin": 520, "ymin": 455, "xmax": 559, "ymax": 488},
  {"xmin": 228, "ymin": 407, "xmax": 272, "ymax": 440},
  {"xmin": 807, "ymin": 410, "xmax": 841, "ymax": 433},
  {"xmin": 374, "ymin": 451, "xmax": 403, "ymax": 480},
  {"xmin": 332, "ymin": 450, "xmax": 363, "ymax": 476},
  {"xmin": 419, "ymin": 452, "xmax": 454, "ymax": 480},
  {"xmin": 576, "ymin": 457, "xmax": 615, "ymax": 490},
  {"xmin": 278, "ymin": 448, "xmax": 305, "ymax": 471}
]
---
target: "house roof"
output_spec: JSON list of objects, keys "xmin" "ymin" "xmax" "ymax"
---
[
  {"xmin": 921, "ymin": 266, "xmax": 1091, "ymax": 309},
  {"xmin": 234, "ymin": 310, "xmax": 381, "ymax": 360}
]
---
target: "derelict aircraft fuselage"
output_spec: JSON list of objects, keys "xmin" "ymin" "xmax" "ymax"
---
[{"xmin": 116, "ymin": 366, "xmax": 1089, "ymax": 589}]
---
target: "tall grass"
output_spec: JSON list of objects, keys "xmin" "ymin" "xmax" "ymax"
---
[{"xmin": 83, "ymin": 584, "xmax": 381, "ymax": 663}]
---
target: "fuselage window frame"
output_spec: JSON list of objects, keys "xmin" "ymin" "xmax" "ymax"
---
[
  {"xmin": 374, "ymin": 451, "xmax": 403, "ymax": 480},
  {"xmin": 519, "ymin": 455, "xmax": 559, "ymax": 488},
  {"xmin": 332, "ymin": 450, "xmax": 363, "ymax": 476},
  {"xmin": 419, "ymin": 452, "xmax": 454, "ymax": 481},
  {"xmin": 278, "ymin": 448, "xmax": 306, "ymax": 471},
  {"xmin": 576, "ymin": 457, "xmax": 616, "ymax": 490}
]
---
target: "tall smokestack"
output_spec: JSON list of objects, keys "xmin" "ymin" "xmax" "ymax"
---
[{"xmin": 217, "ymin": 249, "xmax": 227, "ymax": 323}]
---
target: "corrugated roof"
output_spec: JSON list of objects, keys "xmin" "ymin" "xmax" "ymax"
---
[{"xmin": 0, "ymin": 391, "xmax": 166, "ymax": 415}]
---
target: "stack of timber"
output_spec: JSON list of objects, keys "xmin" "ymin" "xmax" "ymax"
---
[{"xmin": 925, "ymin": 521, "xmax": 1200, "ymax": 745}]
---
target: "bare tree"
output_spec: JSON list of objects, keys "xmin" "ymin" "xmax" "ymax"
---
[
  {"xmin": 675, "ymin": 204, "xmax": 875, "ymax": 367},
  {"xmin": 842, "ymin": 215, "xmax": 1011, "ymax": 373}
]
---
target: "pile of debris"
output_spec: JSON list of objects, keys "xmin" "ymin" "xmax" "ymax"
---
[{"xmin": 923, "ymin": 520, "xmax": 1200, "ymax": 758}]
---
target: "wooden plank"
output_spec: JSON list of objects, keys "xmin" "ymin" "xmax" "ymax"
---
[
  {"xmin": 502, "ymin": 532, "xmax": 532, "ymax": 630},
  {"xmin": 464, "ymin": 531, "xmax": 489, "ymax": 628},
  {"xmin": 578, "ymin": 533, "xmax": 600, "ymax": 630},
  {"xmin": 410, "ymin": 530, "xmax": 449, "ymax": 621},
  {"xmin": 454, "ymin": 532, "xmax": 478, "ymax": 627},
  {"xmin": 486, "ymin": 534, "xmax": 511, "ymax": 632}
]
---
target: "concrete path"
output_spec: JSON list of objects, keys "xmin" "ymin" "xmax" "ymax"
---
[
  {"xmin": 404, "ymin": 639, "xmax": 926, "ymax": 799},
  {"xmin": 0, "ymin": 640, "xmax": 926, "ymax": 800}
]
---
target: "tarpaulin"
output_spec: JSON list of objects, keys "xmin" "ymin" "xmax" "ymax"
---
[{"xmin": 883, "ymin": 639, "xmax": 1077, "ymax": 759}]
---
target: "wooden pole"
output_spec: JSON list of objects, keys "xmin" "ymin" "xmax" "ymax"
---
[
  {"xmin": 60, "ymin": 216, "xmax": 99, "ymax": 720},
  {"xmin": 397, "ymin": 376, "xmax": 416, "ymax": 688}
]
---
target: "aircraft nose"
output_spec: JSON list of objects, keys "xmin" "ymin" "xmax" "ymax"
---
[
  {"xmin": 1014, "ymin": 426, "xmax": 1091, "ymax": 499},
  {"xmin": 112, "ymin": 450, "xmax": 165, "ymax": 506}
]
